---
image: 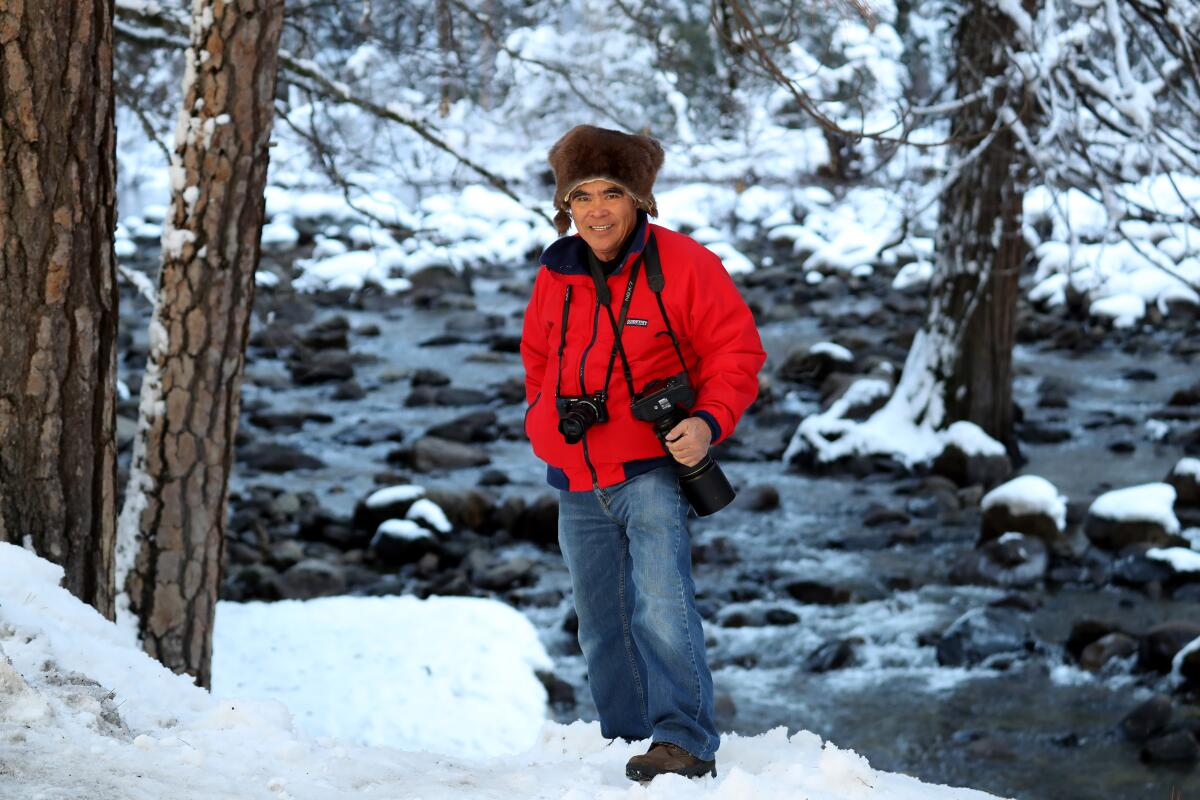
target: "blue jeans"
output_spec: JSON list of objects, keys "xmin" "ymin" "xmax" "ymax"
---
[{"xmin": 558, "ymin": 466, "xmax": 719, "ymax": 761}]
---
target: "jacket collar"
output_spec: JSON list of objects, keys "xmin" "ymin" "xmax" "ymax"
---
[{"xmin": 539, "ymin": 211, "xmax": 650, "ymax": 278}]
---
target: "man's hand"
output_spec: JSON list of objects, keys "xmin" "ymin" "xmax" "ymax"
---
[{"xmin": 664, "ymin": 417, "xmax": 712, "ymax": 467}]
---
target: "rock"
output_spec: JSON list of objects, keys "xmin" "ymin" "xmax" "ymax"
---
[
  {"xmin": 506, "ymin": 494, "xmax": 561, "ymax": 551},
  {"xmin": 266, "ymin": 540, "xmax": 307, "ymax": 571},
  {"xmin": 301, "ymin": 315, "xmax": 350, "ymax": 350},
  {"xmin": 289, "ymin": 349, "xmax": 356, "ymax": 385},
  {"xmin": 1121, "ymin": 694, "xmax": 1174, "ymax": 743},
  {"xmin": 731, "ymin": 484, "xmax": 780, "ymax": 512},
  {"xmin": 1140, "ymin": 622, "xmax": 1200, "ymax": 673},
  {"xmin": 1179, "ymin": 643, "xmax": 1200, "ymax": 691},
  {"xmin": 470, "ymin": 556, "xmax": 537, "ymax": 594},
  {"xmin": 426, "ymin": 411, "xmax": 499, "ymax": 443},
  {"xmin": 248, "ymin": 411, "xmax": 334, "ymax": 432},
  {"xmin": 1066, "ymin": 619, "xmax": 1127, "ymax": 661},
  {"xmin": 1018, "ymin": 421, "xmax": 1072, "ymax": 444},
  {"xmin": 407, "ymin": 487, "xmax": 492, "ymax": 533},
  {"xmin": 781, "ymin": 580, "xmax": 851, "ymax": 605},
  {"xmin": 692, "ymin": 536, "xmax": 739, "ymax": 566},
  {"xmin": 370, "ymin": 519, "xmax": 441, "ymax": 566},
  {"xmin": 412, "ymin": 368, "xmax": 452, "ymax": 387},
  {"xmin": 806, "ymin": 638, "xmax": 860, "ymax": 672},
  {"xmin": 248, "ymin": 322, "xmax": 301, "ymax": 354},
  {"xmin": 764, "ymin": 608, "xmax": 800, "ymax": 626},
  {"xmin": 434, "ymin": 386, "xmax": 490, "ymax": 406},
  {"xmin": 1086, "ymin": 511, "xmax": 1183, "ymax": 553},
  {"xmin": 1112, "ymin": 547, "xmax": 1174, "ymax": 589},
  {"xmin": 332, "ymin": 380, "xmax": 367, "ymax": 401},
  {"xmin": 1036, "ymin": 377, "xmax": 1071, "ymax": 408},
  {"xmin": 1079, "ymin": 632, "xmax": 1139, "ymax": 671},
  {"xmin": 276, "ymin": 559, "xmax": 346, "ymax": 600},
  {"xmin": 1140, "ymin": 730, "xmax": 1198, "ymax": 765},
  {"xmin": 443, "ymin": 311, "xmax": 505, "ymax": 335},
  {"xmin": 352, "ymin": 484, "xmax": 426, "ymax": 536},
  {"xmin": 535, "ymin": 670, "xmax": 576, "ymax": 710},
  {"xmin": 1107, "ymin": 440, "xmax": 1136, "ymax": 454},
  {"xmin": 1166, "ymin": 458, "xmax": 1200, "ymax": 507},
  {"xmin": 777, "ymin": 347, "xmax": 851, "ymax": 386},
  {"xmin": 223, "ymin": 564, "xmax": 281, "ymax": 601},
  {"xmin": 478, "ymin": 469, "xmax": 510, "ymax": 487},
  {"xmin": 931, "ymin": 441, "xmax": 1012, "ymax": 489},
  {"xmin": 399, "ymin": 436, "xmax": 491, "ymax": 472},
  {"xmin": 951, "ymin": 534, "xmax": 1047, "ymax": 588},
  {"xmin": 1168, "ymin": 382, "xmax": 1200, "ymax": 407},
  {"xmin": 404, "ymin": 385, "xmax": 439, "ymax": 407},
  {"xmin": 238, "ymin": 442, "xmax": 325, "ymax": 473},
  {"xmin": 863, "ymin": 504, "xmax": 910, "ymax": 527},
  {"xmin": 978, "ymin": 475, "xmax": 1069, "ymax": 550},
  {"xmin": 935, "ymin": 606, "xmax": 1032, "ymax": 667}
]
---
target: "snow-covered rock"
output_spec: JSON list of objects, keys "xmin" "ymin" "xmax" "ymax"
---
[
  {"xmin": 1085, "ymin": 483, "xmax": 1183, "ymax": 551},
  {"xmin": 979, "ymin": 475, "xmax": 1067, "ymax": 546}
]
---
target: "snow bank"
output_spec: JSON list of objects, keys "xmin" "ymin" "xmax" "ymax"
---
[{"xmin": 0, "ymin": 543, "xmax": 1011, "ymax": 799}]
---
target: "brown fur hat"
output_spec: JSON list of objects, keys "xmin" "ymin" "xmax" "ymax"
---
[{"xmin": 548, "ymin": 125, "xmax": 664, "ymax": 235}]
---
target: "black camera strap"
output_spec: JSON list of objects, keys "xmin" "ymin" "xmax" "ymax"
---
[
  {"xmin": 585, "ymin": 249, "xmax": 641, "ymax": 400},
  {"xmin": 643, "ymin": 235, "xmax": 693, "ymax": 387},
  {"xmin": 554, "ymin": 285, "xmax": 572, "ymax": 398}
]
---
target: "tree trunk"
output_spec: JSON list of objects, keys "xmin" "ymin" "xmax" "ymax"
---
[
  {"xmin": 892, "ymin": 0, "xmax": 1031, "ymax": 454},
  {"xmin": 0, "ymin": 0, "xmax": 119, "ymax": 617},
  {"xmin": 118, "ymin": 0, "xmax": 284, "ymax": 688}
]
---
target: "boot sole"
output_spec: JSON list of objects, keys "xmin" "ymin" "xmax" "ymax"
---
[{"xmin": 625, "ymin": 762, "xmax": 717, "ymax": 782}]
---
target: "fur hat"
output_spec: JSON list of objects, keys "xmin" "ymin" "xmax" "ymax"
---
[{"xmin": 548, "ymin": 125, "xmax": 664, "ymax": 235}]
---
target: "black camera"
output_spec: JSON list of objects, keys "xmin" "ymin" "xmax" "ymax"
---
[
  {"xmin": 631, "ymin": 372, "xmax": 736, "ymax": 517},
  {"xmin": 556, "ymin": 391, "xmax": 609, "ymax": 445}
]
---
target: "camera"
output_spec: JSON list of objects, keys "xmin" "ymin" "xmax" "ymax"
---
[
  {"xmin": 631, "ymin": 372, "xmax": 736, "ymax": 516},
  {"xmin": 556, "ymin": 391, "xmax": 608, "ymax": 445}
]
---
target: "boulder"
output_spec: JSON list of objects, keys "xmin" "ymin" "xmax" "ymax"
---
[
  {"xmin": 951, "ymin": 533, "xmax": 1047, "ymax": 589},
  {"xmin": 289, "ymin": 349, "xmax": 355, "ymax": 385},
  {"xmin": 1079, "ymin": 632, "xmax": 1138, "ymax": 672},
  {"xmin": 1084, "ymin": 483, "xmax": 1183, "ymax": 550},
  {"xmin": 777, "ymin": 344, "xmax": 852, "ymax": 386},
  {"xmin": 1139, "ymin": 621, "xmax": 1200, "ymax": 673},
  {"xmin": 370, "ymin": 519, "xmax": 441, "ymax": 566},
  {"xmin": 1066, "ymin": 618, "xmax": 1128, "ymax": 661},
  {"xmin": 935, "ymin": 606, "xmax": 1032, "ymax": 667},
  {"xmin": 426, "ymin": 410, "xmax": 499, "ymax": 443},
  {"xmin": 1140, "ymin": 730, "xmax": 1198, "ymax": 765},
  {"xmin": 979, "ymin": 475, "xmax": 1066, "ymax": 546},
  {"xmin": 931, "ymin": 440, "xmax": 1011, "ymax": 489},
  {"xmin": 238, "ymin": 442, "xmax": 325, "ymax": 473},
  {"xmin": 781, "ymin": 580, "xmax": 852, "ymax": 605},
  {"xmin": 1166, "ymin": 457, "xmax": 1200, "ymax": 507},
  {"xmin": 806, "ymin": 638, "xmax": 861, "ymax": 672},
  {"xmin": 731, "ymin": 484, "xmax": 780, "ymax": 512},
  {"xmin": 424, "ymin": 487, "xmax": 498, "ymax": 532},
  {"xmin": 352, "ymin": 484, "xmax": 426, "ymax": 535},
  {"xmin": 276, "ymin": 559, "xmax": 346, "ymax": 600},
  {"xmin": 398, "ymin": 437, "xmax": 491, "ymax": 472},
  {"xmin": 1120, "ymin": 694, "xmax": 1173, "ymax": 742}
]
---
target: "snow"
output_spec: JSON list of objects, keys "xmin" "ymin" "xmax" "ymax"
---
[
  {"xmin": 1172, "ymin": 458, "xmax": 1200, "ymax": 480},
  {"xmin": 0, "ymin": 543, "xmax": 1010, "ymax": 799},
  {"xmin": 939, "ymin": 421, "xmax": 1007, "ymax": 458},
  {"xmin": 811, "ymin": 341, "xmax": 854, "ymax": 363},
  {"xmin": 373, "ymin": 518, "xmax": 430, "ymax": 542},
  {"xmin": 1088, "ymin": 483, "xmax": 1180, "ymax": 534},
  {"xmin": 1146, "ymin": 547, "xmax": 1200, "ymax": 573},
  {"xmin": 981, "ymin": 476, "xmax": 1068, "ymax": 531},
  {"xmin": 211, "ymin": 595, "xmax": 551, "ymax": 757},
  {"xmin": 1088, "ymin": 293, "xmax": 1145, "ymax": 327},
  {"xmin": 365, "ymin": 484, "xmax": 426, "ymax": 507},
  {"xmin": 406, "ymin": 497, "xmax": 453, "ymax": 533}
]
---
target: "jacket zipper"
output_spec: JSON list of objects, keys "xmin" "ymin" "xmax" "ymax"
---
[{"xmin": 577, "ymin": 287, "xmax": 603, "ymax": 487}]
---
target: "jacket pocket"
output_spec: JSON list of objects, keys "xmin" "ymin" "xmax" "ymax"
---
[{"xmin": 523, "ymin": 391, "xmax": 542, "ymax": 440}]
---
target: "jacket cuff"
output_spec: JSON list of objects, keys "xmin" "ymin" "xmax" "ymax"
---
[{"xmin": 693, "ymin": 410, "xmax": 722, "ymax": 444}]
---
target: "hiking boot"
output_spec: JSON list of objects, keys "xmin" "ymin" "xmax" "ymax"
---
[{"xmin": 625, "ymin": 742, "xmax": 716, "ymax": 782}]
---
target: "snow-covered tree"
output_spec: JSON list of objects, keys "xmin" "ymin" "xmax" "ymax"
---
[
  {"xmin": 0, "ymin": 0, "xmax": 120, "ymax": 618},
  {"xmin": 118, "ymin": 0, "xmax": 285, "ymax": 688}
]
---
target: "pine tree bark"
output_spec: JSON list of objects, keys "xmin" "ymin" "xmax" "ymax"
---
[
  {"xmin": 893, "ymin": 0, "xmax": 1032, "ymax": 453},
  {"xmin": 0, "ymin": 0, "xmax": 119, "ymax": 617},
  {"xmin": 119, "ymin": 0, "xmax": 284, "ymax": 688}
]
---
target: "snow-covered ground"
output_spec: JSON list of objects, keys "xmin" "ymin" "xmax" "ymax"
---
[{"xmin": 0, "ymin": 543, "xmax": 1010, "ymax": 799}]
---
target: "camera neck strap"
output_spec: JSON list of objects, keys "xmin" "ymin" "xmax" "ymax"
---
[
  {"xmin": 643, "ymin": 235, "xmax": 693, "ymax": 387},
  {"xmin": 585, "ymin": 249, "xmax": 641, "ymax": 400},
  {"xmin": 554, "ymin": 285, "xmax": 572, "ymax": 398}
]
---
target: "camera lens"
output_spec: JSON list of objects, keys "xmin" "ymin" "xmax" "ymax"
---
[{"xmin": 558, "ymin": 401, "xmax": 599, "ymax": 444}]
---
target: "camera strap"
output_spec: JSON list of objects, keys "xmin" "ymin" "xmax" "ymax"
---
[
  {"xmin": 643, "ymin": 235, "xmax": 694, "ymax": 387},
  {"xmin": 585, "ymin": 249, "xmax": 641, "ymax": 400},
  {"xmin": 554, "ymin": 285, "xmax": 572, "ymax": 399}
]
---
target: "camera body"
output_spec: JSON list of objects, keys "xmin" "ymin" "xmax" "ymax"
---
[
  {"xmin": 556, "ymin": 391, "xmax": 609, "ymax": 445},
  {"xmin": 630, "ymin": 371, "xmax": 694, "ymax": 434}
]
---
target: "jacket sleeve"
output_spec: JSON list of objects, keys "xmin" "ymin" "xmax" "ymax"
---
[
  {"xmin": 520, "ymin": 268, "xmax": 551, "ymax": 404},
  {"xmin": 684, "ymin": 250, "xmax": 766, "ymax": 444}
]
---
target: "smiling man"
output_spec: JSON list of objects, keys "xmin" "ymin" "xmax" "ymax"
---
[{"xmin": 521, "ymin": 125, "xmax": 766, "ymax": 782}]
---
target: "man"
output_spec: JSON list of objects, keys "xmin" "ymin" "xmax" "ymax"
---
[{"xmin": 520, "ymin": 125, "xmax": 765, "ymax": 782}]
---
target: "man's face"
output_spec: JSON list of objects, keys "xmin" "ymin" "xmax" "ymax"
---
[{"xmin": 568, "ymin": 180, "xmax": 638, "ymax": 262}]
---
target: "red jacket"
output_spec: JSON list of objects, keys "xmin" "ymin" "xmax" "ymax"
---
[{"xmin": 521, "ymin": 214, "xmax": 766, "ymax": 491}]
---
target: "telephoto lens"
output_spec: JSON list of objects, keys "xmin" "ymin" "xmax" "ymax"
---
[{"xmin": 652, "ymin": 417, "xmax": 735, "ymax": 516}]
